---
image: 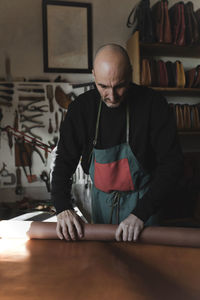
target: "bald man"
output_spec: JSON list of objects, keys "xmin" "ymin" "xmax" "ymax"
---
[{"xmin": 51, "ymin": 44, "xmax": 183, "ymax": 242}]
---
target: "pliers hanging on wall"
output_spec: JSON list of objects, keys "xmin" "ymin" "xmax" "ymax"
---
[{"xmin": 20, "ymin": 113, "xmax": 43, "ymax": 124}]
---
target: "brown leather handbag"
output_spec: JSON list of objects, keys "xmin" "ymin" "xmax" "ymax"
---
[
  {"xmin": 141, "ymin": 58, "xmax": 151, "ymax": 86},
  {"xmin": 157, "ymin": 60, "xmax": 168, "ymax": 87},
  {"xmin": 183, "ymin": 104, "xmax": 191, "ymax": 129},
  {"xmin": 176, "ymin": 104, "xmax": 184, "ymax": 130},
  {"xmin": 185, "ymin": 68, "xmax": 197, "ymax": 88},
  {"xmin": 185, "ymin": 2, "xmax": 199, "ymax": 45},
  {"xmin": 169, "ymin": 2, "xmax": 186, "ymax": 46},
  {"xmin": 175, "ymin": 61, "xmax": 186, "ymax": 88}
]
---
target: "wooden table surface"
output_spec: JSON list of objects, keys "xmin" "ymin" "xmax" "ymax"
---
[{"xmin": 1, "ymin": 239, "xmax": 200, "ymax": 300}]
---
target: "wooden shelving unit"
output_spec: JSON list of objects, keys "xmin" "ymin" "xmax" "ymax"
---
[{"xmin": 126, "ymin": 31, "xmax": 200, "ymax": 135}]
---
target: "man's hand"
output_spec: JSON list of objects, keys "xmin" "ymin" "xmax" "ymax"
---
[
  {"xmin": 56, "ymin": 209, "xmax": 84, "ymax": 241},
  {"xmin": 115, "ymin": 214, "xmax": 144, "ymax": 242}
]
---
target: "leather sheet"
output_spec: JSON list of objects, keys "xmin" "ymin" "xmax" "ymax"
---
[{"xmin": 1, "ymin": 221, "xmax": 200, "ymax": 247}]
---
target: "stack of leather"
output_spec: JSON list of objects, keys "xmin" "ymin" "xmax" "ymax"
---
[
  {"xmin": 170, "ymin": 103, "xmax": 200, "ymax": 130},
  {"xmin": 141, "ymin": 58, "xmax": 185, "ymax": 87}
]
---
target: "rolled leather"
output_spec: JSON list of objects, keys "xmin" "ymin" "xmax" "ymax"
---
[{"xmin": 1, "ymin": 221, "xmax": 200, "ymax": 248}]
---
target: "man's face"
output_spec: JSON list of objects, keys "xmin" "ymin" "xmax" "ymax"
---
[{"xmin": 93, "ymin": 63, "xmax": 131, "ymax": 108}]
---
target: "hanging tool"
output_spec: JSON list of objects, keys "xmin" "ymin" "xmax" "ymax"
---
[
  {"xmin": 7, "ymin": 128, "xmax": 13, "ymax": 153},
  {"xmin": 15, "ymin": 137, "xmax": 36, "ymax": 183},
  {"xmin": 20, "ymin": 113, "xmax": 43, "ymax": 124},
  {"xmin": 0, "ymin": 100, "xmax": 12, "ymax": 107},
  {"xmin": 18, "ymin": 88, "xmax": 44, "ymax": 93},
  {"xmin": 21, "ymin": 124, "xmax": 44, "ymax": 140},
  {"xmin": 46, "ymin": 85, "xmax": 54, "ymax": 112},
  {"xmin": 0, "ymin": 163, "xmax": 16, "ymax": 186},
  {"xmin": 18, "ymin": 100, "xmax": 48, "ymax": 113},
  {"xmin": 0, "ymin": 89, "xmax": 14, "ymax": 95},
  {"xmin": 48, "ymin": 118, "xmax": 53, "ymax": 134},
  {"xmin": 55, "ymin": 86, "xmax": 72, "ymax": 109},
  {"xmin": 31, "ymin": 139, "xmax": 45, "ymax": 164},
  {"xmin": 40, "ymin": 170, "xmax": 50, "ymax": 192},
  {"xmin": 18, "ymin": 83, "xmax": 43, "ymax": 87},
  {"xmin": 15, "ymin": 167, "xmax": 23, "ymax": 195},
  {"xmin": 0, "ymin": 83, "xmax": 14, "ymax": 88},
  {"xmin": 0, "ymin": 95, "xmax": 12, "ymax": 101},
  {"xmin": 19, "ymin": 96, "xmax": 45, "ymax": 101},
  {"xmin": 13, "ymin": 110, "xmax": 19, "ymax": 130},
  {"xmin": 5, "ymin": 56, "xmax": 12, "ymax": 82},
  {"xmin": 55, "ymin": 111, "xmax": 58, "ymax": 133},
  {"xmin": 48, "ymin": 136, "xmax": 58, "ymax": 149}
]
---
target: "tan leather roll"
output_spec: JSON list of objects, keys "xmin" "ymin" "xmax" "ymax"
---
[
  {"xmin": 141, "ymin": 58, "xmax": 151, "ymax": 86},
  {"xmin": 1, "ymin": 221, "xmax": 200, "ymax": 248}
]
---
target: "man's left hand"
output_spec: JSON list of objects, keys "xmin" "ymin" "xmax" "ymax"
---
[{"xmin": 115, "ymin": 214, "xmax": 144, "ymax": 242}]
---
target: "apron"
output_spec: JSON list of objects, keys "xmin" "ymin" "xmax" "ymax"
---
[{"xmin": 89, "ymin": 99, "xmax": 151, "ymax": 225}]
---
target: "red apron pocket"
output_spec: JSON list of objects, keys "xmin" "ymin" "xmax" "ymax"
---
[{"xmin": 94, "ymin": 158, "xmax": 134, "ymax": 193}]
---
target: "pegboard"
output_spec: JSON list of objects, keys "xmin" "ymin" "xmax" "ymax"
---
[{"xmin": 0, "ymin": 81, "xmax": 93, "ymax": 191}]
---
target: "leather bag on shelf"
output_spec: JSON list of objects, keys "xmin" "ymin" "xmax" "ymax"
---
[
  {"xmin": 175, "ymin": 61, "xmax": 186, "ymax": 88},
  {"xmin": 157, "ymin": 60, "xmax": 168, "ymax": 87},
  {"xmin": 183, "ymin": 104, "xmax": 191, "ymax": 129},
  {"xmin": 184, "ymin": 2, "xmax": 199, "ymax": 45},
  {"xmin": 149, "ymin": 59, "xmax": 158, "ymax": 86},
  {"xmin": 141, "ymin": 58, "xmax": 151, "ymax": 86},
  {"xmin": 166, "ymin": 61, "xmax": 176, "ymax": 87},
  {"xmin": 193, "ymin": 65, "xmax": 200, "ymax": 88},
  {"xmin": 127, "ymin": 0, "xmax": 154, "ymax": 42},
  {"xmin": 169, "ymin": 2, "xmax": 186, "ymax": 46},
  {"xmin": 163, "ymin": 0, "xmax": 172, "ymax": 43},
  {"xmin": 152, "ymin": 0, "xmax": 164, "ymax": 43},
  {"xmin": 185, "ymin": 68, "xmax": 197, "ymax": 88},
  {"xmin": 176, "ymin": 104, "xmax": 184, "ymax": 130}
]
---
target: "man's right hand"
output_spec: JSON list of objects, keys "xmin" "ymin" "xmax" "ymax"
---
[{"xmin": 56, "ymin": 209, "xmax": 84, "ymax": 240}]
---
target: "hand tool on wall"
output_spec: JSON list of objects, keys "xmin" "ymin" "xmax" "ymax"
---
[
  {"xmin": 31, "ymin": 140, "xmax": 45, "ymax": 165},
  {"xmin": 48, "ymin": 136, "xmax": 58, "ymax": 149},
  {"xmin": 13, "ymin": 110, "xmax": 19, "ymax": 130},
  {"xmin": 40, "ymin": 170, "xmax": 50, "ymax": 192},
  {"xmin": 0, "ymin": 100, "xmax": 12, "ymax": 107},
  {"xmin": 17, "ymin": 88, "xmax": 44, "ymax": 93},
  {"xmin": 0, "ymin": 163, "xmax": 16, "ymax": 186},
  {"xmin": 15, "ymin": 137, "xmax": 36, "ymax": 183},
  {"xmin": 55, "ymin": 111, "xmax": 58, "ymax": 133},
  {"xmin": 15, "ymin": 167, "xmax": 23, "ymax": 195},
  {"xmin": 48, "ymin": 118, "xmax": 53, "ymax": 134},
  {"xmin": 0, "ymin": 95, "xmax": 12, "ymax": 101},
  {"xmin": 20, "ymin": 113, "xmax": 43, "ymax": 124},
  {"xmin": 0, "ymin": 89, "xmax": 14, "ymax": 95},
  {"xmin": 21, "ymin": 124, "xmax": 44, "ymax": 140},
  {"xmin": 19, "ymin": 96, "xmax": 45, "ymax": 101},
  {"xmin": 55, "ymin": 85, "xmax": 72, "ymax": 109},
  {"xmin": 46, "ymin": 85, "xmax": 54, "ymax": 112},
  {"xmin": 7, "ymin": 128, "xmax": 13, "ymax": 153},
  {"xmin": 5, "ymin": 56, "xmax": 12, "ymax": 82},
  {"xmin": 18, "ymin": 100, "xmax": 48, "ymax": 113},
  {"xmin": 0, "ymin": 83, "xmax": 14, "ymax": 88}
]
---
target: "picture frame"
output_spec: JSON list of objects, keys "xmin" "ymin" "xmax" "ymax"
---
[{"xmin": 42, "ymin": 0, "xmax": 93, "ymax": 73}]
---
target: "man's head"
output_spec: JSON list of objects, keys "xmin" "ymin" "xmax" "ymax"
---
[{"xmin": 93, "ymin": 44, "xmax": 132, "ymax": 108}]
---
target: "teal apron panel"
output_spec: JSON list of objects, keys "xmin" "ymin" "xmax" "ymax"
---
[{"xmin": 89, "ymin": 99, "xmax": 152, "ymax": 225}]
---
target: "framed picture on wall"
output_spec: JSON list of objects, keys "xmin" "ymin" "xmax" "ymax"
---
[{"xmin": 42, "ymin": 0, "xmax": 93, "ymax": 73}]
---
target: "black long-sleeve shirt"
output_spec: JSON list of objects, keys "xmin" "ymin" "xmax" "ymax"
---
[{"xmin": 51, "ymin": 83, "xmax": 183, "ymax": 222}]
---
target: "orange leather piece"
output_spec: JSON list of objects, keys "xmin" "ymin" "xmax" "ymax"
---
[{"xmin": 2, "ymin": 221, "xmax": 200, "ymax": 248}]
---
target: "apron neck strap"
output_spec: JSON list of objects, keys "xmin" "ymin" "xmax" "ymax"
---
[{"xmin": 93, "ymin": 99, "xmax": 130, "ymax": 146}]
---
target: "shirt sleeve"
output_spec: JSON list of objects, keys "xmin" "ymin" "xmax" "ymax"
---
[
  {"xmin": 132, "ymin": 94, "xmax": 184, "ymax": 222},
  {"xmin": 51, "ymin": 101, "xmax": 83, "ymax": 214}
]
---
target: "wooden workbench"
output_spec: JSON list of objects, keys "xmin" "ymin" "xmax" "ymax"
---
[{"xmin": 1, "ymin": 238, "xmax": 200, "ymax": 300}]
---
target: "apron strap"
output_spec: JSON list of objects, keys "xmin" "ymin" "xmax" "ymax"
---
[
  {"xmin": 126, "ymin": 101, "xmax": 130, "ymax": 144},
  {"xmin": 93, "ymin": 99, "xmax": 130, "ymax": 146},
  {"xmin": 93, "ymin": 99, "xmax": 102, "ymax": 147}
]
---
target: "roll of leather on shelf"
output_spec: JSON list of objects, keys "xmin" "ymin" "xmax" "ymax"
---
[
  {"xmin": 176, "ymin": 61, "xmax": 186, "ymax": 88},
  {"xmin": 1, "ymin": 221, "xmax": 200, "ymax": 248},
  {"xmin": 141, "ymin": 59, "xmax": 151, "ymax": 86}
]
